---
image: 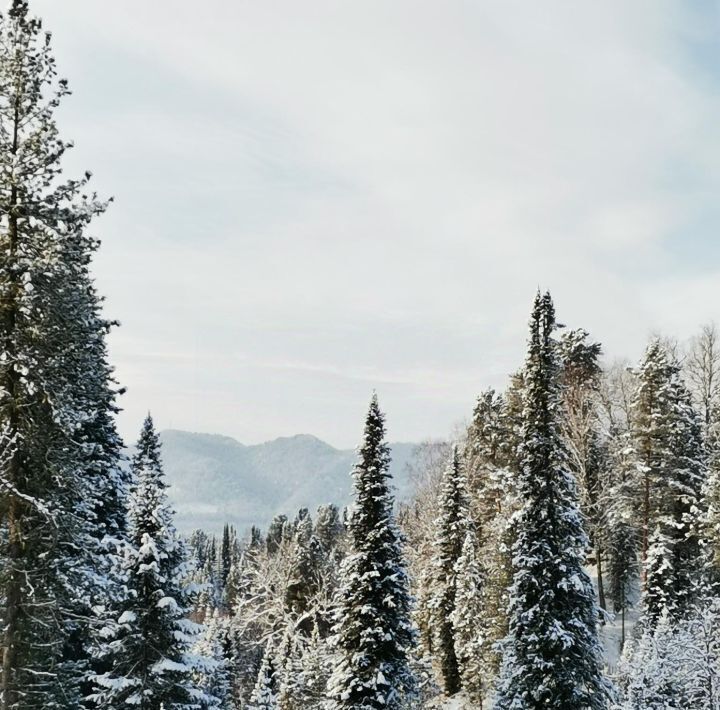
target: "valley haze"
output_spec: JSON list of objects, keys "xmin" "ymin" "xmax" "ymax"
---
[{"xmin": 156, "ymin": 429, "xmax": 419, "ymax": 533}]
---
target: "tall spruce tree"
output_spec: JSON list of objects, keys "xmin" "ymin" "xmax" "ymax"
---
[
  {"xmin": 494, "ymin": 292, "xmax": 612, "ymax": 709},
  {"xmin": 328, "ymin": 395, "xmax": 416, "ymax": 709},
  {"xmin": 0, "ymin": 3, "xmax": 126, "ymax": 707},
  {"xmin": 558, "ymin": 329, "xmax": 609, "ymax": 611},
  {"xmin": 428, "ymin": 445, "xmax": 471, "ymax": 696},
  {"xmin": 90, "ymin": 415, "xmax": 209, "ymax": 709},
  {"xmin": 464, "ymin": 388, "xmax": 517, "ymax": 681},
  {"xmin": 450, "ymin": 529, "xmax": 487, "ymax": 707},
  {"xmin": 631, "ymin": 340, "xmax": 706, "ymax": 625},
  {"xmin": 604, "ymin": 429, "xmax": 640, "ymax": 649}
]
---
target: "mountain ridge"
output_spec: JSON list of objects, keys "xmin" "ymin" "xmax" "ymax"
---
[{"xmin": 156, "ymin": 429, "xmax": 419, "ymax": 534}]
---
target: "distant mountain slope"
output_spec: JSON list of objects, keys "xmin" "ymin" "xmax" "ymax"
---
[{"xmin": 157, "ymin": 430, "xmax": 418, "ymax": 534}]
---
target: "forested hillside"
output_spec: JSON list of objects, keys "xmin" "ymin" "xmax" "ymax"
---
[{"xmin": 156, "ymin": 431, "xmax": 417, "ymax": 533}]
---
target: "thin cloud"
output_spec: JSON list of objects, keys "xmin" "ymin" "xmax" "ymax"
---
[{"xmin": 31, "ymin": 0, "xmax": 720, "ymax": 447}]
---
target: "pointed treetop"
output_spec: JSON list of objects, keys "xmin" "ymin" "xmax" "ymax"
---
[
  {"xmin": 9, "ymin": 0, "xmax": 29, "ymax": 19},
  {"xmin": 131, "ymin": 413, "xmax": 165, "ymax": 495}
]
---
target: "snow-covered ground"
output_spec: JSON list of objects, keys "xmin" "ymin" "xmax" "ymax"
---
[{"xmin": 425, "ymin": 691, "xmax": 476, "ymax": 709}]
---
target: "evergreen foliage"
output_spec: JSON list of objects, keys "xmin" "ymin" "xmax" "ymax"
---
[
  {"xmin": 494, "ymin": 292, "xmax": 612, "ymax": 709},
  {"xmin": 631, "ymin": 340, "xmax": 706, "ymax": 624},
  {"xmin": 327, "ymin": 395, "xmax": 416, "ymax": 709},
  {"xmin": 0, "ymin": 3, "xmax": 126, "ymax": 706},
  {"xmin": 450, "ymin": 530, "xmax": 487, "ymax": 707},
  {"xmin": 248, "ymin": 641, "xmax": 279, "ymax": 710},
  {"xmin": 90, "ymin": 416, "xmax": 210, "ymax": 709},
  {"xmin": 428, "ymin": 445, "xmax": 471, "ymax": 696}
]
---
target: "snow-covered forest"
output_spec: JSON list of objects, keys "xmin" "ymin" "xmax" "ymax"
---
[{"xmin": 1, "ymin": 2, "xmax": 720, "ymax": 708}]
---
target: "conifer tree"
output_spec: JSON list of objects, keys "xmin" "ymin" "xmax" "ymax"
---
[
  {"xmin": 450, "ymin": 530, "xmax": 487, "ymax": 707},
  {"xmin": 328, "ymin": 395, "xmax": 416, "ymax": 709},
  {"xmin": 220, "ymin": 524, "xmax": 233, "ymax": 591},
  {"xmin": 631, "ymin": 340, "xmax": 706, "ymax": 624},
  {"xmin": 604, "ymin": 430, "xmax": 640, "ymax": 649},
  {"xmin": 494, "ymin": 292, "xmax": 612, "ymax": 709},
  {"xmin": 248, "ymin": 641, "xmax": 279, "ymax": 710},
  {"xmin": 701, "ymin": 462, "xmax": 720, "ymax": 585},
  {"xmin": 0, "ymin": 3, "xmax": 126, "ymax": 706},
  {"xmin": 284, "ymin": 514, "xmax": 325, "ymax": 638},
  {"xmin": 558, "ymin": 328, "xmax": 609, "ymax": 610},
  {"xmin": 192, "ymin": 610, "xmax": 234, "ymax": 710},
  {"xmin": 465, "ymin": 388, "xmax": 517, "ymax": 678},
  {"xmin": 428, "ymin": 445, "xmax": 471, "ymax": 696},
  {"xmin": 90, "ymin": 415, "xmax": 209, "ymax": 709},
  {"xmin": 315, "ymin": 504, "xmax": 344, "ymax": 553}
]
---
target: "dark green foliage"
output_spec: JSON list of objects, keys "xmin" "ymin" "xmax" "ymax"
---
[
  {"xmin": 328, "ymin": 395, "xmax": 416, "ymax": 709},
  {"xmin": 632, "ymin": 341, "xmax": 706, "ymax": 625},
  {"xmin": 494, "ymin": 292, "xmax": 612, "ymax": 709},
  {"xmin": 0, "ymin": 3, "xmax": 125, "ymax": 707},
  {"xmin": 90, "ymin": 416, "xmax": 207, "ymax": 709},
  {"xmin": 428, "ymin": 446, "xmax": 470, "ymax": 696}
]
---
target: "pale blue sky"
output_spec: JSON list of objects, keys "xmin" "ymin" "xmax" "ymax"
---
[{"xmin": 31, "ymin": 0, "xmax": 720, "ymax": 448}]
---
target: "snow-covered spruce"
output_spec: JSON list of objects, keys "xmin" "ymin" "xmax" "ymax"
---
[
  {"xmin": 618, "ymin": 597, "xmax": 720, "ymax": 709},
  {"xmin": 192, "ymin": 608, "xmax": 235, "ymax": 710},
  {"xmin": 90, "ymin": 416, "xmax": 212, "ymax": 709},
  {"xmin": 494, "ymin": 292, "xmax": 613, "ymax": 709},
  {"xmin": 248, "ymin": 640, "xmax": 279, "ymax": 710},
  {"xmin": 327, "ymin": 394, "xmax": 416, "ymax": 709},
  {"xmin": 450, "ymin": 529, "xmax": 487, "ymax": 707},
  {"xmin": 428, "ymin": 445, "xmax": 472, "ymax": 696},
  {"xmin": 0, "ymin": 2, "xmax": 127, "ymax": 707},
  {"xmin": 631, "ymin": 340, "xmax": 706, "ymax": 625}
]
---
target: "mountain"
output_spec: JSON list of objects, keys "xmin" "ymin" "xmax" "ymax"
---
[{"xmin": 156, "ymin": 430, "xmax": 419, "ymax": 534}]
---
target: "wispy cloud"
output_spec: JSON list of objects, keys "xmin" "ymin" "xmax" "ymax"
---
[{"xmin": 32, "ymin": 0, "xmax": 720, "ymax": 447}]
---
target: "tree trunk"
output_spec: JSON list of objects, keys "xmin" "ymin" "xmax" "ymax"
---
[
  {"xmin": 596, "ymin": 540, "xmax": 606, "ymax": 615},
  {"xmin": 1, "ymin": 87, "xmax": 23, "ymax": 710}
]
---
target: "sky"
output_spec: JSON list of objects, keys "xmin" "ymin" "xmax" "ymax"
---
[{"xmin": 30, "ymin": 0, "xmax": 720, "ymax": 449}]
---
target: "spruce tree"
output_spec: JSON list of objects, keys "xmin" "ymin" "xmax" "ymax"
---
[
  {"xmin": 631, "ymin": 340, "xmax": 706, "ymax": 624},
  {"xmin": 90, "ymin": 415, "xmax": 209, "ymax": 709},
  {"xmin": 284, "ymin": 514, "xmax": 323, "ymax": 633},
  {"xmin": 465, "ymin": 388, "xmax": 517, "ymax": 678},
  {"xmin": 604, "ymin": 429, "xmax": 640, "ymax": 649},
  {"xmin": 428, "ymin": 445, "xmax": 471, "ymax": 696},
  {"xmin": 192, "ymin": 610, "xmax": 234, "ymax": 710},
  {"xmin": 701, "ymin": 460, "xmax": 720, "ymax": 585},
  {"xmin": 558, "ymin": 328, "xmax": 608, "ymax": 611},
  {"xmin": 248, "ymin": 641, "xmax": 279, "ymax": 710},
  {"xmin": 450, "ymin": 530, "xmax": 487, "ymax": 707},
  {"xmin": 0, "ymin": 3, "xmax": 126, "ymax": 706},
  {"xmin": 494, "ymin": 292, "xmax": 612, "ymax": 709},
  {"xmin": 328, "ymin": 394, "xmax": 416, "ymax": 709}
]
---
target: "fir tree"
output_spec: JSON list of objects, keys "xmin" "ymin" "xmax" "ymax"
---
[
  {"xmin": 248, "ymin": 641, "xmax": 279, "ymax": 710},
  {"xmin": 428, "ymin": 445, "xmax": 471, "ymax": 696},
  {"xmin": 465, "ymin": 388, "xmax": 517, "ymax": 679},
  {"xmin": 220, "ymin": 524, "xmax": 233, "ymax": 591},
  {"xmin": 192, "ymin": 610, "xmax": 233, "ymax": 710},
  {"xmin": 604, "ymin": 429, "xmax": 640, "ymax": 649},
  {"xmin": 284, "ymin": 514, "xmax": 323, "ymax": 632},
  {"xmin": 267, "ymin": 515, "xmax": 288, "ymax": 556},
  {"xmin": 328, "ymin": 394, "xmax": 416, "ymax": 709},
  {"xmin": 558, "ymin": 328, "xmax": 608, "ymax": 611},
  {"xmin": 315, "ymin": 504, "xmax": 344, "ymax": 554},
  {"xmin": 0, "ymin": 3, "xmax": 125, "ymax": 706},
  {"xmin": 90, "ymin": 415, "xmax": 209, "ymax": 709},
  {"xmin": 631, "ymin": 340, "xmax": 706, "ymax": 624},
  {"xmin": 450, "ymin": 530, "xmax": 487, "ymax": 707},
  {"xmin": 494, "ymin": 292, "xmax": 612, "ymax": 709},
  {"xmin": 701, "ymin": 460, "xmax": 720, "ymax": 585}
]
